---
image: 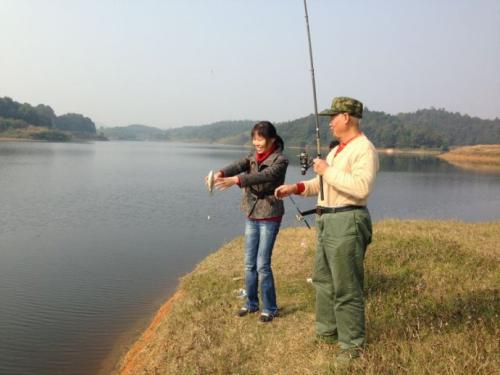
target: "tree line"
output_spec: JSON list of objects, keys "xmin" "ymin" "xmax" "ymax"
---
[
  {"xmin": 159, "ymin": 108, "xmax": 500, "ymax": 149},
  {"xmin": 0, "ymin": 97, "xmax": 97, "ymax": 135},
  {"xmin": 274, "ymin": 108, "xmax": 500, "ymax": 150},
  {"xmin": 5, "ymin": 94, "xmax": 498, "ymax": 149}
]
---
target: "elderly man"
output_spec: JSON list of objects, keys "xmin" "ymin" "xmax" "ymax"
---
[{"xmin": 275, "ymin": 97, "xmax": 379, "ymax": 363}]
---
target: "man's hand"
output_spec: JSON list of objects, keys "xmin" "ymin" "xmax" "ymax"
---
[
  {"xmin": 274, "ymin": 184, "xmax": 298, "ymax": 199},
  {"xmin": 214, "ymin": 176, "xmax": 238, "ymax": 191},
  {"xmin": 313, "ymin": 158, "xmax": 329, "ymax": 176}
]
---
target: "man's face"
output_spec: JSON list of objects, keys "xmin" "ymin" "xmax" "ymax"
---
[{"xmin": 329, "ymin": 113, "xmax": 349, "ymax": 139}]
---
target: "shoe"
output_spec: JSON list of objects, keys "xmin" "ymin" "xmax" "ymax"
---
[
  {"xmin": 314, "ymin": 334, "xmax": 338, "ymax": 345},
  {"xmin": 236, "ymin": 307, "xmax": 258, "ymax": 317},
  {"xmin": 259, "ymin": 312, "xmax": 275, "ymax": 323}
]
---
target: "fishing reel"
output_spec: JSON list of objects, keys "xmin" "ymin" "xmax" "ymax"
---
[{"xmin": 298, "ymin": 151, "xmax": 314, "ymax": 175}]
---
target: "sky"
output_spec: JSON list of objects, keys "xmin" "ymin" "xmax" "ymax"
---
[{"xmin": 0, "ymin": 0, "xmax": 499, "ymax": 128}]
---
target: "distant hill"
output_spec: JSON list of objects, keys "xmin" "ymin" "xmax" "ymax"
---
[
  {"xmin": 102, "ymin": 120, "xmax": 255, "ymax": 143},
  {"xmin": 394, "ymin": 109, "xmax": 500, "ymax": 147},
  {"xmin": 101, "ymin": 124, "xmax": 169, "ymax": 141},
  {"xmin": 277, "ymin": 109, "xmax": 500, "ymax": 149},
  {"xmin": 4, "ymin": 94, "xmax": 498, "ymax": 148},
  {"xmin": 159, "ymin": 108, "xmax": 500, "ymax": 149},
  {"xmin": 0, "ymin": 96, "xmax": 102, "ymax": 141},
  {"xmin": 165, "ymin": 120, "xmax": 255, "ymax": 144}
]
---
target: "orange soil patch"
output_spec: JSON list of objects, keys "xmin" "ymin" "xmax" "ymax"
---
[{"xmin": 117, "ymin": 290, "xmax": 184, "ymax": 375}]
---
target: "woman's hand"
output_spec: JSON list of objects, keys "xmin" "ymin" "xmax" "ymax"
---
[
  {"xmin": 204, "ymin": 171, "xmax": 222, "ymax": 187},
  {"xmin": 214, "ymin": 176, "xmax": 239, "ymax": 191},
  {"xmin": 274, "ymin": 184, "xmax": 298, "ymax": 199}
]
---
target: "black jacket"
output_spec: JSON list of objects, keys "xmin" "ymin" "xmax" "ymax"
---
[{"xmin": 220, "ymin": 147, "xmax": 288, "ymax": 219}]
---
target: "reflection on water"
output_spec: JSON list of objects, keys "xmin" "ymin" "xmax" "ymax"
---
[
  {"xmin": 0, "ymin": 141, "xmax": 499, "ymax": 375},
  {"xmin": 378, "ymin": 153, "xmax": 455, "ymax": 172},
  {"xmin": 371, "ymin": 153, "xmax": 500, "ymax": 221}
]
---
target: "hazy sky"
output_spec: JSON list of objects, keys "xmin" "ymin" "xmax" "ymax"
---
[{"xmin": 1, "ymin": 0, "xmax": 499, "ymax": 128}]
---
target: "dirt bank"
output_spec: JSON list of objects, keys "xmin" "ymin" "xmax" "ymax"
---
[
  {"xmin": 111, "ymin": 223, "xmax": 499, "ymax": 374},
  {"xmin": 110, "ymin": 290, "xmax": 185, "ymax": 375},
  {"xmin": 438, "ymin": 144, "xmax": 500, "ymax": 172}
]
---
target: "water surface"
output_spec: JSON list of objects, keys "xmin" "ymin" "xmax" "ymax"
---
[{"xmin": 0, "ymin": 141, "xmax": 499, "ymax": 374}]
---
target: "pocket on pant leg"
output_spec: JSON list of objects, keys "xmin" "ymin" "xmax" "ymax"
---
[
  {"xmin": 333, "ymin": 236, "xmax": 365, "ymax": 297},
  {"xmin": 353, "ymin": 210, "xmax": 372, "ymax": 246}
]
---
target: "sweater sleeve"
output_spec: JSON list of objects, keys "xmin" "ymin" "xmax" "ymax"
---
[
  {"xmin": 220, "ymin": 155, "xmax": 250, "ymax": 177},
  {"xmin": 238, "ymin": 156, "xmax": 288, "ymax": 188},
  {"xmin": 322, "ymin": 146, "xmax": 378, "ymax": 200},
  {"xmin": 300, "ymin": 175, "xmax": 321, "ymax": 197}
]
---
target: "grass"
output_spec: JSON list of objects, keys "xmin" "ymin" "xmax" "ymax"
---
[
  {"xmin": 0, "ymin": 126, "xmax": 72, "ymax": 141},
  {"xmin": 0, "ymin": 125, "xmax": 46, "ymax": 139},
  {"xmin": 438, "ymin": 145, "xmax": 500, "ymax": 172},
  {"xmin": 114, "ymin": 220, "xmax": 499, "ymax": 374}
]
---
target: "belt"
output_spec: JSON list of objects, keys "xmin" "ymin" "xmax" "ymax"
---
[{"xmin": 301, "ymin": 205, "xmax": 365, "ymax": 216}]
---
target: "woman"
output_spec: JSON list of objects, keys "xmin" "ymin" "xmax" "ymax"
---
[{"xmin": 208, "ymin": 121, "xmax": 288, "ymax": 323}]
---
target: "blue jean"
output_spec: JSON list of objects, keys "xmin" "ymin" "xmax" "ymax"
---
[{"xmin": 244, "ymin": 219, "xmax": 281, "ymax": 315}]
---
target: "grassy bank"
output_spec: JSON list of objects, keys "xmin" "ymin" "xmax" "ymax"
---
[
  {"xmin": 113, "ymin": 220, "xmax": 499, "ymax": 374},
  {"xmin": 0, "ymin": 126, "xmax": 108, "ymax": 142},
  {"xmin": 0, "ymin": 126, "xmax": 71, "ymax": 141},
  {"xmin": 438, "ymin": 144, "xmax": 500, "ymax": 172}
]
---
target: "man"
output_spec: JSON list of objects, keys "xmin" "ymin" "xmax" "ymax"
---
[{"xmin": 275, "ymin": 97, "xmax": 379, "ymax": 363}]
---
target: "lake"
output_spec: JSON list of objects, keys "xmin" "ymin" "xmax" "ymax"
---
[{"xmin": 1, "ymin": 141, "xmax": 499, "ymax": 374}]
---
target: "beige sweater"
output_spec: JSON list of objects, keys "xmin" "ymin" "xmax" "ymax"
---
[{"xmin": 301, "ymin": 134, "xmax": 379, "ymax": 207}]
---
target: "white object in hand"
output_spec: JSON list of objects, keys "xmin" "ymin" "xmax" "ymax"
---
[{"xmin": 207, "ymin": 170, "xmax": 215, "ymax": 193}]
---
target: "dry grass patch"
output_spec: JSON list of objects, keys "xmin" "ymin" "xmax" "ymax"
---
[
  {"xmin": 439, "ymin": 144, "xmax": 500, "ymax": 172},
  {"xmin": 115, "ymin": 220, "xmax": 499, "ymax": 374}
]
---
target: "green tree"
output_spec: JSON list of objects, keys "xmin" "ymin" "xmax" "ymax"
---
[{"xmin": 55, "ymin": 113, "xmax": 96, "ymax": 133}]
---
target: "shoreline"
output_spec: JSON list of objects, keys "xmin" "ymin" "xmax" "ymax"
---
[
  {"xmin": 108, "ymin": 222, "xmax": 499, "ymax": 374},
  {"xmin": 437, "ymin": 144, "xmax": 500, "ymax": 173},
  {"xmin": 97, "ymin": 296, "xmax": 173, "ymax": 375},
  {"xmin": 0, "ymin": 137, "xmax": 443, "ymax": 157},
  {"xmin": 376, "ymin": 147, "xmax": 441, "ymax": 156},
  {"xmin": 268, "ymin": 144, "xmax": 442, "ymax": 156},
  {"xmin": 103, "ymin": 290, "xmax": 184, "ymax": 375},
  {"xmin": 0, "ymin": 137, "xmax": 43, "ymax": 142}
]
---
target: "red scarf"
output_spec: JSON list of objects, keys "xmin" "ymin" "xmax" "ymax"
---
[{"xmin": 255, "ymin": 143, "xmax": 277, "ymax": 164}]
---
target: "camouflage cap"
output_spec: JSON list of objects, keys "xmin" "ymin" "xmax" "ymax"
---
[{"xmin": 319, "ymin": 97, "xmax": 363, "ymax": 119}]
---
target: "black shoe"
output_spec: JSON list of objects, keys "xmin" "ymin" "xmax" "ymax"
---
[
  {"xmin": 236, "ymin": 307, "xmax": 258, "ymax": 317},
  {"xmin": 259, "ymin": 312, "xmax": 275, "ymax": 323}
]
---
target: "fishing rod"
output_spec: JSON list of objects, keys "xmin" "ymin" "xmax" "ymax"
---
[
  {"xmin": 302, "ymin": 0, "xmax": 324, "ymax": 201},
  {"xmin": 288, "ymin": 195, "xmax": 311, "ymax": 229}
]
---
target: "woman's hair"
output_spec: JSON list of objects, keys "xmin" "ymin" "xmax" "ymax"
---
[{"xmin": 251, "ymin": 121, "xmax": 284, "ymax": 150}]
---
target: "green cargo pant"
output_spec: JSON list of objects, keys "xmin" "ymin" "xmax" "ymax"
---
[{"xmin": 312, "ymin": 208, "xmax": 372, "ymax": 349}]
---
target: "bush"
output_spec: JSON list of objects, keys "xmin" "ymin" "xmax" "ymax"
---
[
  {"xmin": 0, "ymin": 117, "xmax": 30, "ymax": 131},
  {"xmin": 31, "ymin": 130, "xmax": 71, "ymax": 142}
]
